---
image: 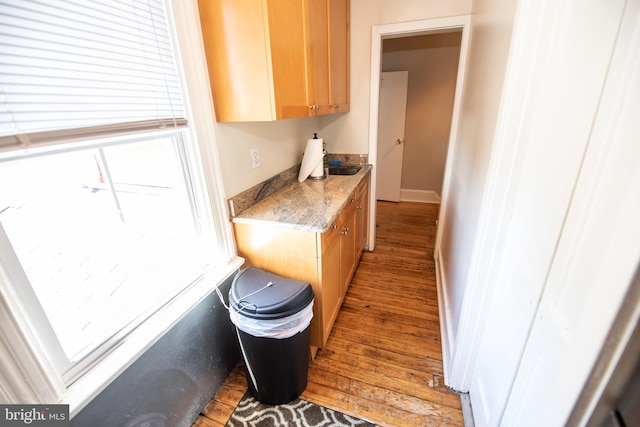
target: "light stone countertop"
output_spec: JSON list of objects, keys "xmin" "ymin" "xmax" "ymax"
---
[{"xmin": 231, "ymin": 165, "xmax": 371, "ymax": 233}]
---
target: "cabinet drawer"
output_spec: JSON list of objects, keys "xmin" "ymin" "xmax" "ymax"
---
[
  {"xmin": 321, "ymin": 215, "xmax": 341, "ymax": 254},
  {"xmin": 343, "ymin": 191, "xmax": 357, "ymax": 218},
  {"xmin": 357, "ymin": 178, "xmax": 369, "ymax": 198}
]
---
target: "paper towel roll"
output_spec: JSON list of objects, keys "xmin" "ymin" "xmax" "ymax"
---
[
  {"xmin": 298, "ymin": 138, "xmax": 324, "ymax": 182},
  {"xmin": 310, "ymin": 154, "xmax": 325, "ymax": 178}
]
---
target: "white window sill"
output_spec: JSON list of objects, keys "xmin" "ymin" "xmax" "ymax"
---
[{"xmin": 62, "ymin": 255, "xmax": 244, "ymax": 418}]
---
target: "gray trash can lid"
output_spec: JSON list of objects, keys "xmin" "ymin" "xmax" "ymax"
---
[{"xmin": 229, "ymin": 267, "xmax": 314, "ymax": 320}]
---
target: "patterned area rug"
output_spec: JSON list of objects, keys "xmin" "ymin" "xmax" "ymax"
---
[{"xmin": 226, "ymin": 391, "xmax": 379, "ymax": 427}]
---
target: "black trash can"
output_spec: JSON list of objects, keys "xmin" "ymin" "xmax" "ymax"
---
[{"xmin": 229, "ymin": 267, "xmax": 314, "ymax": 405}]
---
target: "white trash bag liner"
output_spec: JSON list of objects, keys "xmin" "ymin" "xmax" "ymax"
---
[{"xmin": 230, "ymin": 299, "xmax": 314, "ymax": 339}]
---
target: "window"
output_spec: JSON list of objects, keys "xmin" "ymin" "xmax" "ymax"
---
[
  {"xmin": 0, "ymin": 0, "xmax": 237, "ymax": 410},
  {"xmin": 1, "ymin": 132, "xmax": 217, "ymax": 379}
]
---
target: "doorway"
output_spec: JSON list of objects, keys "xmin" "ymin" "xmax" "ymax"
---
[
  {"xmin": 376, "ymin": 32, "xmax": 462, "ymax": 205},
  {"xmin": 367, "ymin": 16, "xmax": 471, "ymax": 263}
]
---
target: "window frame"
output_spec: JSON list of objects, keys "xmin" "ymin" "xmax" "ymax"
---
[{"xmin": 0, "ymin": 0, "xmax": 241, "ymax": 416}]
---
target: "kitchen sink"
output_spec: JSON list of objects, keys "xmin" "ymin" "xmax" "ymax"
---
[{"xmin": 328, "ymin": 166, "xmax": 361, "ymax": 175}]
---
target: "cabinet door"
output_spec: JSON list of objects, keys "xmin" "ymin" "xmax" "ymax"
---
[
  {"xmin": 305, "ymin": 0, "xmax": 331, "ymax": 115},
  {"xmin": 199, "ymin": 0, "xmax": 348, "ymax": 121},
  {"xmin": 320, "ymin": 221, "xmax": 341, "ymax": 346},
  {"xmin": 328, "ymin": 0, "xmax": 349, "ymax": 112},
  {"xmin": 267, "ymin": 0, "xmax": 311, "ymax": 119},
  {"xmin": 339, "ymin": 198, "xmax": 357, "ymax": 294},
  {"xmin": 355, "ymin": 177, "xmax": 369, "ymax": 258},
  {"xmin": 198, "ymin": 0, "xmax": 276, "ymax": 121}
]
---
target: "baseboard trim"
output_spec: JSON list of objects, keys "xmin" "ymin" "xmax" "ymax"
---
[
  {"xmin": 461, "ymin": 393, "xmax": 476, "ymax": 427},
  {"xmin": 400, "ymin": 189, "xmax": 441, "ymax": 203},
  {"xmin": 435, "ymin": 247, "xmax": 454, "ymax": 386}
]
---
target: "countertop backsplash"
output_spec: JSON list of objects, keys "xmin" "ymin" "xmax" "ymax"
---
[
  {"xmin": 326, "ymin": 153, "xmax": 368, "ymax": 166},
  {"xmin": 227, "ymin": 164, "xmax": 300, "ymax": 218},
  {"xmin": 227, "ymin": 153, "xmax": 368, "ymax": 218}
]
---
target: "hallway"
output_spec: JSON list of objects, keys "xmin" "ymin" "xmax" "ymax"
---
[{"xmin": 194, "ymin": 201, "xmax": 463, "ymax": 426}]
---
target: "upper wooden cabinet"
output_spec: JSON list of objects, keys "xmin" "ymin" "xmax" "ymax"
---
[
  {"xmin": 328, "ymin": 0, "xmax": 349, "ymax": 113},
  {"xmin": 198, "ymin": 0, "xmax": 349, "ymax": 122}
]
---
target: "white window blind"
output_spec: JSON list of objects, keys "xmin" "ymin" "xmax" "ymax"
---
[
  {"xmin": 0, "ymin": 0, "xmax": 241, "ymax": 412},
  {"xmin": 0, "ymin": 0, "xmax": 187, "ymax": 151}
]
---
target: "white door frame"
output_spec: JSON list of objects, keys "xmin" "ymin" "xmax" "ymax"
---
[{"xmin": 366, "ymin": 15, "xmax": 471, "ymax": 252}]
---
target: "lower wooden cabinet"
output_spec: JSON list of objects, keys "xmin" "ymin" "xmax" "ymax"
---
[
  {"xmin": 232, "ymin": 175, "xmax": 369, "ymax": 348},
  {"xmin": 355, "ymin": 177, "xmax": 369, "ymax": 259},
  {"xmin": 319, "ymin": 216, "xmax": 342, "ymax": 344},
  {"xmin": 339, "ymin": 196, "xmax": 357, "ymax": 296}
]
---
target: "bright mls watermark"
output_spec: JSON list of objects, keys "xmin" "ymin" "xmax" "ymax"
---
[{"xmin": 0, "ymin": 405, "xmax": 68, "ymax": 426}]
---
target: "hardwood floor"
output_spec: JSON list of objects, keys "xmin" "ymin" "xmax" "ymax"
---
[{"xmin": 193, "ymin": 201, "xmax": 463, "ymax": 426}]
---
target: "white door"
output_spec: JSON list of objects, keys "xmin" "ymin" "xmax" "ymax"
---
[
  {"xmin": 467, "ymin": 1, "xmax": 633, "ymax": 426},
  {"xmin": 500, "ymin": 1, "xmax": 640, "ymax": 425},
  {"xmin": 376, "ymin": 71, "xmax": 408, "ymax": 202}
]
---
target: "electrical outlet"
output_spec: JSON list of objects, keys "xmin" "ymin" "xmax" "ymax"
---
[{"xmin": 250, "ymin": 148, "xmax": 260, "ymax": 168}]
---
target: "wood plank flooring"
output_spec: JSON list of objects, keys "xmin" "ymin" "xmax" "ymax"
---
[{"xmin": 193, "ymin": 201, "xmax": 463, "ymax": 427}]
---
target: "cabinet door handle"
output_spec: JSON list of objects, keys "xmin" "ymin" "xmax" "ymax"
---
[
  {"xmin": 342, "ymin": 227, "xmax": 350, "ymax": 235},
  {"xmin": 357, "ymin": 205, "xmax": 362, "ymax": 210},
  {"xmin": 331, "ymin": 224, "xmax": 337, "ymax": 230},
  {"xmin": 334, "ymin": 104, "xmax": 340, "ymax": 109}
]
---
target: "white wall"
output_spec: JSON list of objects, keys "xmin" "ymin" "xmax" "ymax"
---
[
  {"xmin": 213, "ymin": 118, "xmax": 320, "ymax": 197},
  {"xmin": 437, "ymin": 0, "xmax": 516, "ymax": 346},
  {"xmin": 319, "ymin": 0, "xmax": 473, "ymax": 155}
]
